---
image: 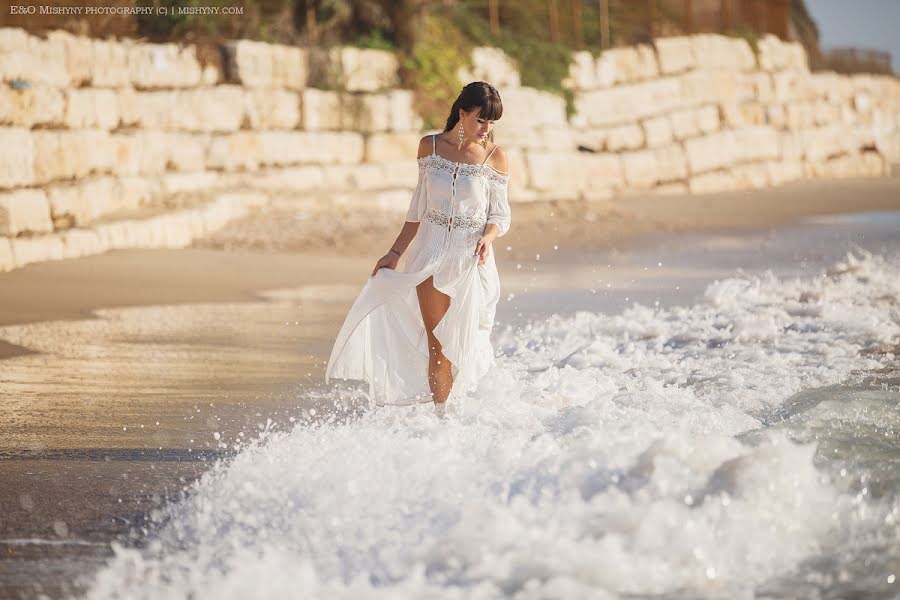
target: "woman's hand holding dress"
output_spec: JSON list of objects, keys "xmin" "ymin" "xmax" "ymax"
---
[{"xmin": 371, "ymin": 252, "xmax": 400, "ymax": 277}]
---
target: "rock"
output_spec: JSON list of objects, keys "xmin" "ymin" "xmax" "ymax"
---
[
  {"xmin": 243, "ymin": 89, "xmax": 301, "ymax": 130},
  {"xmin": 364, "ymin": 133, "xmax": 422, "ymax": 162},
  {"xmin": 128, "ymin": 41, "xmax": 203, "ymax": 89},
  {"xmin": 689, "ymin": 170, "xmax": 736, "ymax": 194},
  {"xmin": 691, "ymin": 34, "xmax": 756, "ymax": 71},
  {"xmin": 458, "ymin": 47, "xmax": 521, "ymax": 89},
  {"xmin": 0, "ymin": 127, "xmax": 35, "ymax": 188},
  {"xmin": 0, "ymin": 188, "xmax": 53, "ymax": 235},
  {"xmin": 655, "ymin": 36, "xmax": 695, "ymax": 74},
  {"xmin": 642, "ymin": 116, "xmax": 673, "ymax": 147},
  {"xmin": 0, "ymin": 83, "xmax": 66, "ymax": 127},
  {"xmin": 63, "ymin": 88, "xmax": 120, "ymax": 129}
]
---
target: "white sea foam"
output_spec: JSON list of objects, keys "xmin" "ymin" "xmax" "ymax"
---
[{"xmin": 83, "ymin": 251, "xmax": 900, "ymax": 599}]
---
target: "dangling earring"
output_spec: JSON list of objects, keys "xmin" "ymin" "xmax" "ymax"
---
[{"xmin": 457, "ymin": 122, "xmax": 464, "ymax": 149}]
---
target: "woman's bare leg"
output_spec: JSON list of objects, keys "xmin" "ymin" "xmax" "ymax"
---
[{"xmin": 416, "ymin": 276, "xmax": 453, "ymax": 405}]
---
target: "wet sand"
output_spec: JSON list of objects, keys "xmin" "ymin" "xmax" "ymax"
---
[{"xmin": 1, "ymin": 177, "xmax": 899, "ymax": 598}]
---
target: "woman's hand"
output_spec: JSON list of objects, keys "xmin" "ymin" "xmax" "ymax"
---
[
  {"xmin": 371, "ymin": 252, "xmax": 400, "ymax": 277},
  {"xmin": 474, "ymin": 235, "xmax": 494, "ymax": 266}
]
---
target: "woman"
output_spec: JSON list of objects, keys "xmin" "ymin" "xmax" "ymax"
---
[{"xmin": 325, "ymin": 82, "xmax": 511, "ymax": 414}]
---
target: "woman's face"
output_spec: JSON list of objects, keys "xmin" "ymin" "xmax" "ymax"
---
[{"xmin": 460, "ymin": 108, "xmax": 494, "ymax": 142}]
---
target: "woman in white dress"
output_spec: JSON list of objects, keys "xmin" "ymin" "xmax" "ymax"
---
[{"xmin": 325, "ymin": 82, "xmax": 511, "ymax": 413}]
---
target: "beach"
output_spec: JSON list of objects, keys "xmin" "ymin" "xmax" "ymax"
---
[{"xmin": 1, "ymin": 177, "xmax": 899, "ymax": 599}]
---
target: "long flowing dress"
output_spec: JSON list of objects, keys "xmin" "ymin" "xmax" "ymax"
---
[{"xmin": 324, "ymin": 133, "xmax": 512, "ymax": 406}]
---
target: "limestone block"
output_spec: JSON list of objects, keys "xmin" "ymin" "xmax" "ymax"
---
[
  {"xmin": 525, "ymin": 151, "xmax": 583, "ymax": 200},
  {"xmin": 252, "ymin": 166, "xmax": 325, "ymax": 192},
  {"xmin": 117, "ymin": 176, "xmax": 164, "ymax": 211},
  {"xmin": 572, "ymin": 128, "xmax": 609, "ymax": 153},
  {"xmin": 0, "ymin": 28, "xmax": 29, "ymax": 52},
  {"xmin": 642, "ymin": 116, "xmax": 673, "ymax": 147},
  {"xmin": 365, "ymin": 132, "xmax": 421, "ymax": 162},
  {"xmin": 111, "ymin": 130, "xmax": 171, "ymax": 176},
  {"xmin": 580, "ymin": 152, "xmax": 624, "ymax": 194},
  {"xmin": 161, "ymin": 172, "xmax": 219, "ymax": 195},
  {"xmin": 730, "ymin": 163, "xmax": 770, "ymax": 190},
  {"xmin": 11, "ymin": 234, "xmax": 64, "ymax": 268},
  {"xmin": 807, "ymin": 153, "xmax": 886, "ymax": 179},
  {"xmin": 322, "ymin": 163, "xmax": 386, "ymax": 191},
  {"xmin": 801, "ymin": 126, "xmax": 846, "ymax": 163},
  {"xmin": 64, "ymin": 88, "xmax": 120, "ymax": 129},
  {"xmin": 744, "ymin": 72, "xmax": 775, "ymax": 103},
  {"xmin": 126, "ymin": 90, "xmax": 177, "ymax": 129},
  {"xmin": 622, "ymin": 144, "xmax": 686, "ymax": 188},
  {"xmin": 35, "ymin": 130, "xmax": 115, "ymax": 182},
  {"xmin": 786, "ymin": 101, "xmax": 818, "ymax": 129},
  {"xmin": 684, "ymin": 131, "xmax": 735, "ymax": 174},
  {"xmin": 766, "ymin": 104, "xmax": 787, "ymax": 129},
  {"xmin": 244, "ymin": 89, "xmax": 300, "ymax": 130},
  {"xmin": 780, "ymin": 131, "xmax": 804, "ymax": 161},
  {"xmin": 177, "ymin": 86, "xmax": 244, "ymax": 132},
  {"xmin": 0, "ymin": 83, "xmax": 66, "ymax": 127},
  {"xmin": 757, "ymin": 34, "xmax": 809, "ymax": 72},
  {"xmin": 773, "ymin": 70, "xmax": 816, "ymax": 103},
  {"xmin": 605, "ymin": 124, "xmax": 645, "ymax": 152},
  {"xmin": 689, "ymin": 170, "xmax": 736, "ymax": 194},
  {"xmin": 813, "ymin": 100, "xmax": 840, "ymax": 126},
  {"xmin": 300, "ymin": 89, "xmax": 342, "ymax": 131},
  {"xmin": 46, "ymin": 30, "xmax": 92, "ymax": 86},
  {"xmin": 256, "ymin": 131, "xmax": 364, "ymax": 166},
  {"xmin": 0, "ymin": 127, "xmax": 35, "ymax": 188},
  {"xmin": 596, "ymin": 45, "xmax": 659, "ymax": 86},
  {"xmin": 575, "ymin": 77, "xmax": 683, "ymax": 127},
  {"xmin": 458, "ymin": 47, "xmax": 521, "ymax": 89},
  {"xmin": 565, "ymin": 51, "xmax": 597, "ymax": 90},
  {"xmin": 387, "ymin": 90, "xmax": 423, "ymax": 132},
  {"xmin": 0, "ymin": 188, "xmax": 53, "ymax": 235},
  {"xmin": 496, "ymin": 87, "xmax": 567, "ymax": 127},
  {"xmin": 495, "ymin": 124, "xmax": 573, "ymax": 151},
  {"xmin": 379, "ymin": 160, "xmax": 421, "ymax": 189},
  {"xmin": 655, "ymin": 36, "xmax": 695, "ymax": 75},
  {"xmin": 680, "ymin": 69, "xmax": 740, "ymax": 107},
  {"xmin": 269, "ymin": 44, "xmax": 309, "ymax": 90},
  {"xmin": 349, "ymin": 93, "xmax": 392, "ymax": 133},
  {"xmin": 318, "ymin": 46, "xmax": 398, "ymax": 92},
  {"xmin": 669, "ymin": 106, "xmax": 720, "ymax": 140},
  {"xmin": 721, "ymin": 102, "xmax": 766, "ymax": 127},
  {"xmin": 691, "ymin": 34, "xmax": 756, "ymax": 71},
  {"xmin": 46, "ymin": 176, "xmax": 117, "ymax": 227},
  {"xmin": 62, "ymin": 228, "xmax": 107, "ymax": 259},
  {"xmin": 206, "ymin": 132, "xmax": 262, "ymax": 171},
  {"xmin": 128, "ymin": 41, "xmax": 203, "ymax": 89},
  {"xmin": 0, "ymin": 237, "xmax": 13, "ymax": 272},
  {"xmin": 733, "ymin": 126, "xmax": 781, "ymax": 164},
  {"xmin": 166, "ymin": 133, "xmax": 208, "ymax": 172},
  {"xmin": 223, "ymin": 39, "xmax": 272, "ymax": 88},
  {"xmin": 766, "ymin": 160, "xmax": 805, "ymax": 185},
  {"xmin": 0, "ymin": 31, "xmax": 70, "ymax": 87},
  {"xmin": 91, "ymin": 38, "xmax": 130, "ymax": 87},
  {"xmin": 655, "ymin": 144, "xmax": 689, "ymax": 182},
  {"xmin": 809, "ymin": 72, "xmax": 853, "ymax": 103}
]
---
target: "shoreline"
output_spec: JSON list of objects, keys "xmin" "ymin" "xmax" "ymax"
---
[{"xmin": 1, "ymin": 176, "xmax": 898, "ymax": 334}]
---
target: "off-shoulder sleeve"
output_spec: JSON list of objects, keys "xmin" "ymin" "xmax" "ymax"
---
[
  {"xmin": 405, "ymin": 162, "xmax": 427, "ymax": 222},
  {"xmin": 485, "ymin": 175, "xmax": 511, "ymax": 237}
]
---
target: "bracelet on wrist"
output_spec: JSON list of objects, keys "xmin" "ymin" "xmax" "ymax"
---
[{"xmin": 389, "ymin": 248, "xmax": 402, "ymax": 257}]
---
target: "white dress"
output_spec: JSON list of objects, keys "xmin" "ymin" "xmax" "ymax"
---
[{"xmin": 325, "ymin": 133, "xmax": 512, "ymax": 406}]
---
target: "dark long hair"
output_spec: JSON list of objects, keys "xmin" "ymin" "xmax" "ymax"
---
[{"xmin": 442, "ymin": 82, "xmax": 503, "ymax": 144}]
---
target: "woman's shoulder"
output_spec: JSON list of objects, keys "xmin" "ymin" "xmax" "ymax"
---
[
  {"xmin": 486, "ymin": 143, "xmax": 509, "ymax": 177},
  {"xmin": 417, "ymin": 134, "xmax": 435, "ymax": 159}
]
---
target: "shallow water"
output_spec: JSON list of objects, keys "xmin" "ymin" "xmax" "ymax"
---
[{"xmin": 2, "ymin": 213, "xmax": 899, "ymax": 599}]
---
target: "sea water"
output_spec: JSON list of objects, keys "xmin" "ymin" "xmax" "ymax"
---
[{"xmin": 80, "ymin": 242, "xmax": 900, "ymax": 599}]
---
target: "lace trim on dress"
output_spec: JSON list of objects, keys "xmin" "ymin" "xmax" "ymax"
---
[
  {"xmin": 417, "ymin": 154, "xmax": 510, "ymax": 185},
  {"xmin": 423, "ymin": 207, "xmax": 486, "ymax": 231}
]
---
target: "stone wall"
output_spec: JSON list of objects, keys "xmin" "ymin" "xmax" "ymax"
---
[{"xmin": 1, "ymin": 28, "xmax": 898, "ymax": 271}]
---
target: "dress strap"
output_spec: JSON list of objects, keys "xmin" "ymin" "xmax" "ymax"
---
[
  {"xmin": 480, "ymin": 143, "xmax": 499, "ymax": 166},
  {"xmin": 431, "ymin": 133, "xmax": 436, "ymax": 156}
]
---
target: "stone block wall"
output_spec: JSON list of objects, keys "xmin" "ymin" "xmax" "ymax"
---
[{"xmin": 1, "ymin": 28, "xmax": 898, "ymax": 271}]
